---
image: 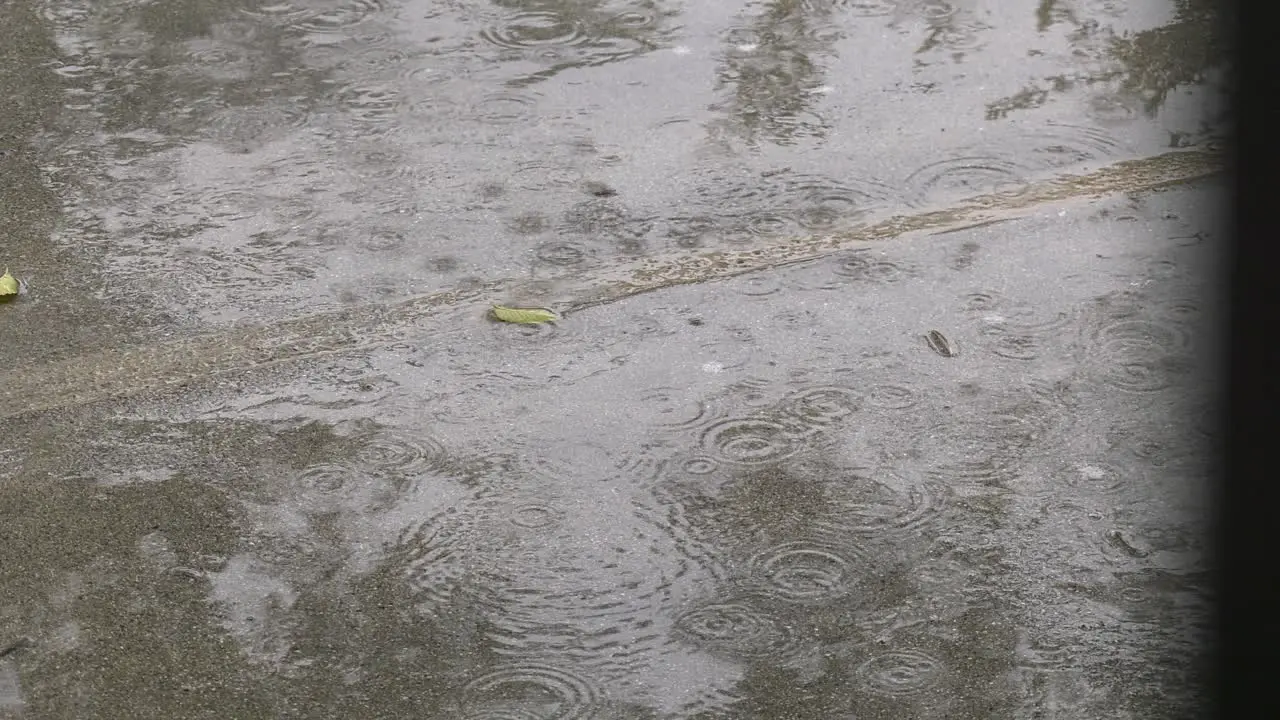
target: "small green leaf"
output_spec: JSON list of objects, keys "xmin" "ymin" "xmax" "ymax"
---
[
  {"xmin": 490, "ymin": 304, "xmax": 557, "ymax": 324},
  {"xmin": 0, "ymin": 269, "xmax": 17, "ymax": 297}
]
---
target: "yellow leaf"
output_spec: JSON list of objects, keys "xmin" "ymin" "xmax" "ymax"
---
[
  {"xmin": 0, "ymin": 269, "xmax": 17, "ymax": 297},
  {"xmin": 490, "ymin": 304, "xmax": 557, "ymax": 324}
]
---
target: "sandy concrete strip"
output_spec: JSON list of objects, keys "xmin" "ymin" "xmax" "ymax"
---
[{"xmin": 0, "ymin": 150, "xmax": 1221, "ymax": 420}]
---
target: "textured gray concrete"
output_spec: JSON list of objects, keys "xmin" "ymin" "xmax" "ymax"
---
[{"xmin": 0, "ymin": 0, "xmax": 1224, "ymax": 717}]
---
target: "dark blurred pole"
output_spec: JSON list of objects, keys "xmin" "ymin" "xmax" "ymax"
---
[{"xmin": 1222, "ymin": 0, "xmax": 1279, "ymax": 716}]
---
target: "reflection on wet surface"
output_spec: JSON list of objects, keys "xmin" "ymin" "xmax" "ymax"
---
[{"xmin": 1, "ymin": 0, "xmax": 1223, "ymax": 717}]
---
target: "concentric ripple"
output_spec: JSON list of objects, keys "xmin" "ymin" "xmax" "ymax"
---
[
  {"xmin": 1106, "ymin": 422, "xmax": 1192, "ymax": 469},
  {"xmin": 640, "ymin": 387, "xmax": 716, "ymax": 432},
  {"xmin": 801, "ymin": 0, "xmax": 898, "ymax": 15},
  {"xmin": 679, "ymin": 454, "xmax": 721, "ymax": 476},
  {"xmin": 902, "ymin": 155, "xmax": 1032, "ymax": 207},
  {"xmin": 462, "ymin": 710, "xmax": 542, "ymax": 720},
  {"xmin": 1021, "ymin": 121, "xmax": 1128, "ymax": 170},
  {"xmin": 338, "ymin": 82, "xmax": 402, "ymax": 125},
  {"xmin": 293, "ymin": 0, "xmax": 385, "ymax": 33},
  {"xmin": 736, "ymin": 274, "xmax": 784, "ymax": 298},
  {"xmin": 912, "ymin": 414, "xmax": 1040, "ymax": 487},
  {"xmin": 239, "ymin": 3, "xmax": 310, "ymax": 24},
  {"xmin": 747, "ymin": 541, "xmax": 864, "ymax": 603},
  {"xmin": 355, "ymin": 429, "xmax": 450, "ymax": 477},
  {"xmin": 740, "ymin": 211, "xmax": 800, "ymax": 239},
  {"xmin": 533, "ymin": 240, "xmax": 590, "ymax": 267},
  {"xmin": 1089, "ymin": 319, "xmax": 1193, "ymax": 393},
  {"xmin": 463, "ymin": 458, "xmax": 716, "ymax": 677},
  {"xmin": 511, "ymin": 162, "xmax": 582, "ymax": 191},
  {"xmin": 864, "ymin": 382, "xmax": 919, "ymax": 410},
  {"xmin": 779, "ymin": 385, "xmax": 861, "ymax": 428},
  {"xmin": 959, "ymin": 289, "xmax": 1010, "ymax": 315},
  {"xmin": 610, "ymin": 9, "xmax": 658, "ymax": 30},
  {"xmin": 856, "ymin": 649, "xmax": 945, "ymax": 697},
  {"xmin": 687, "ymin": 174, "xmax": 779, "ymax": 217},
  {"xmin": 920, "ymin": 14, "xmax": 991, "ymax": 55},
  {"xmin": 774, "ymin": 173, "xmax": 897, "ymax": 229},
  {"xmin": 461, "ymin": 664, "xmax": 600, "ymax": 720},
  {"xmin": 686, "ymin": 171, "xmax": 894, "ymax": 236},
  {"xmin": 473, "ymin": 92, "xmax": 540, "ymax": 124},
  {"xmin": 788, "ymin": 185, "xmax": 873, "ymax": 230},
  {"xmin": 835, "ymin": 469, "xmax": 950, "ymax": 535},
  {"xmin": 672, "ymin": 600, "xmax": 798, "ymax": 659},
  {"xmin": 976, "ymin": 325, "xmax": 1041, "ymax": 361},
  {"xmin": 394, "ymin": 512, "xmax": 477, "ymax": 611},
  {"xmin": 296, "ymin": 462, "xmax": 357, "ymax": 493},
  {"xmin": 1058, "ymin": 461, "xmax": 1130, "ymax": 493},
  {"xmin": 700, "ymin": 417, "xmax": 810, "ymax": 465},
  {"xmin": 480, "ymin": 11, "xmax": 588, "ymax": 50},
  {"xmin": 974, "ymin": 307, "xmax": 1078, "ymax": 361},
  {"xmin": 508, "ymin": 502, "xmax": 562, "ymax": 529},
  {"xmin": 829, "ymin": 252, "xmax": 913, "ymax": 284}
]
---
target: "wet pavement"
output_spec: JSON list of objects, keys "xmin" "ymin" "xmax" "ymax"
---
[{"xmin": 0, "ymin": 0, "xmax": 1225, "ymax": 718}]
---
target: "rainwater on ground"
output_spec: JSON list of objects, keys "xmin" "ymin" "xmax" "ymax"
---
[{"xmin": 0, "ymin": 0, "xmax": 1226, "ymax": 717}]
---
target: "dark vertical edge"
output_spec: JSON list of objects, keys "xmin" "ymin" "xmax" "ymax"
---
[{"xmin": 1221, "ymin": 0, "xmax": 1278, "ymax": 716}]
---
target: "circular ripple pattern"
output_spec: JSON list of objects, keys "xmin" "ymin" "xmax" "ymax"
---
[
  {"xmin": 1090, "ymin": 320, "xmax": 1192, "ymax": 393},
  {"xmin": 1022, "ymin": 122, "xmax": 1126, "ymax": 169},
  {"xmin": 687, "ymin": 171, "xmax": 894, "ymax": 235},
  {"xmin": 776, "ymin": 173, "xmax": 896, "ymax": 229},
  {"xmin": 1119, "ymin": 586, "xmax": 1150, "ymax": 604},
  {"xmin": 680, "ymin": 455, "xmax": 721, "ymax": 476},
  {"xmin": 240, "ymin": 4, "xmax": 310, "ymax": 24},
  {"xmin": 857, "ymin": 649, "xmax": 944, "ymax": 697},
  {"xmin": 780, "ymin": 385, "xmax": 861, "ymax": 428},
  {"xmin": 512, "ymin": 162, "xmax": 581, "ymax": 191},
  {"xmin": 611, "ymin": 10, "xmax": 657, "ymax": 29},
  {"xmin": 700, "ymin": 417, "xmax": 808, "ymax": 465},
  {"xmin": 293, "ymin": 0, "xmax": 385, "ymax": 33},
  {"xmin": 461, "ymin": 664, "xmax": 599, "ymax": 720},
  {"xmin": 1088, "ymin": 92, "xmax": 1142, "ymax": 125},
  {"xmin": 484, "ymin": 315, "xmax": 574, "ymax": 348},
  {"xmin": 913, "ymin": 415, "xmax": 1039, "ymax": 486},
  {"xmin": 673, "ymin": 601, "xmax": 797, "ymax": 659},
  {"xmin": 296, "ymin": 463, "xmax": 355, "ymax": 493},
  {"xmin": 480, "ymin": 11, "xmax": 588, "ymax": 49},
  {"xmin": 865, "ymin": 383, "xmax": 918, "ymax": 410},
  {"xmin": 338, "ymin": 83, "xmax": 401, "ymax": 124},
  {"xmin": 736, "ymin": 274, "xmax": 784, "ymax": 298},
  {"xmin": 616, "ymin": 311, "xmax": 672, "ymax": 339},
  {"xmin": 747, "ymin": 542, "xmax": 861, "ymax": 603},
  {"xmin": 509, "ymin": 503, "xmax": 562, "ymax": 529},
  {"xmin": 396, "ymin": 512, "xmax": 478, "ymax": 610},
  {"xmin": 1059, "ymin": 461, "xmax": 1129, "ymax": 493},
  {"xmin": 790, "ymin": 187, "xmax": 865, "ymax": 230},
  {"xmin": 831, "ymin": 253, "xmax": 911, "ymax": 283},
  {"xmin": 462, "ymin": 710, "xmax": 542, "ymax": 720},
  {"xmin": 741, "ymin": 212, "xmax": 799, "ymax": 238},
  {"xmin": 837, "ymin": 470, "xmax": 950, "ymax": 534},
  {"xmin": 356, "ymin": 430, "xmax": 449, "ymax": 476},
  {"xmin": 1106, "ymin": 422, "xmax": 1190, "ymax": 469},
  {"xmin": 533, "ymin": 241, "xmax": 589, "ymax": 266},
  {"xmin": 801, "ymin": 0, "xmax": 898, "ymax": 15},
  {"xmin": 976, "ymin": 325, "xmax": 1042, "ymax": 361},
  {"xmin": 959, "ymin": 290, "xmax": 1009, "ymax": 315},
  {"xmin": 975, "ymin": 308, "xmax": 1077, "ymax": 361},
  {"xmin": 473, "ymin": 92, "xmax": 539, "ymax": 124},
  {"xmin": 471, "ymin": 484, "xmax": 720, "ymax": 680},
  {"xmin": 902, "ymin": 155, "xmax": 1031, "ymax": 207},
  {"xmin": 640, "ymin": 388, "xmax": 714, "ymax": 431}
]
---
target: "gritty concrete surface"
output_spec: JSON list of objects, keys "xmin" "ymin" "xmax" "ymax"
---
[{"xmin": 0, "ymin": 0, "xmax": 1224, "ymax": 718}]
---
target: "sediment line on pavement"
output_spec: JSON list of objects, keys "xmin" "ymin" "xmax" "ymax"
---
[{"xmin": 0, "ymin": 149, "xmax": 1222, "ymax": 419}]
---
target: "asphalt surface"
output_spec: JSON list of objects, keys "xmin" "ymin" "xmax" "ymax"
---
[{"xmin": 0, "ymin": 0, "xmax": 1225, "ymax": 717}]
